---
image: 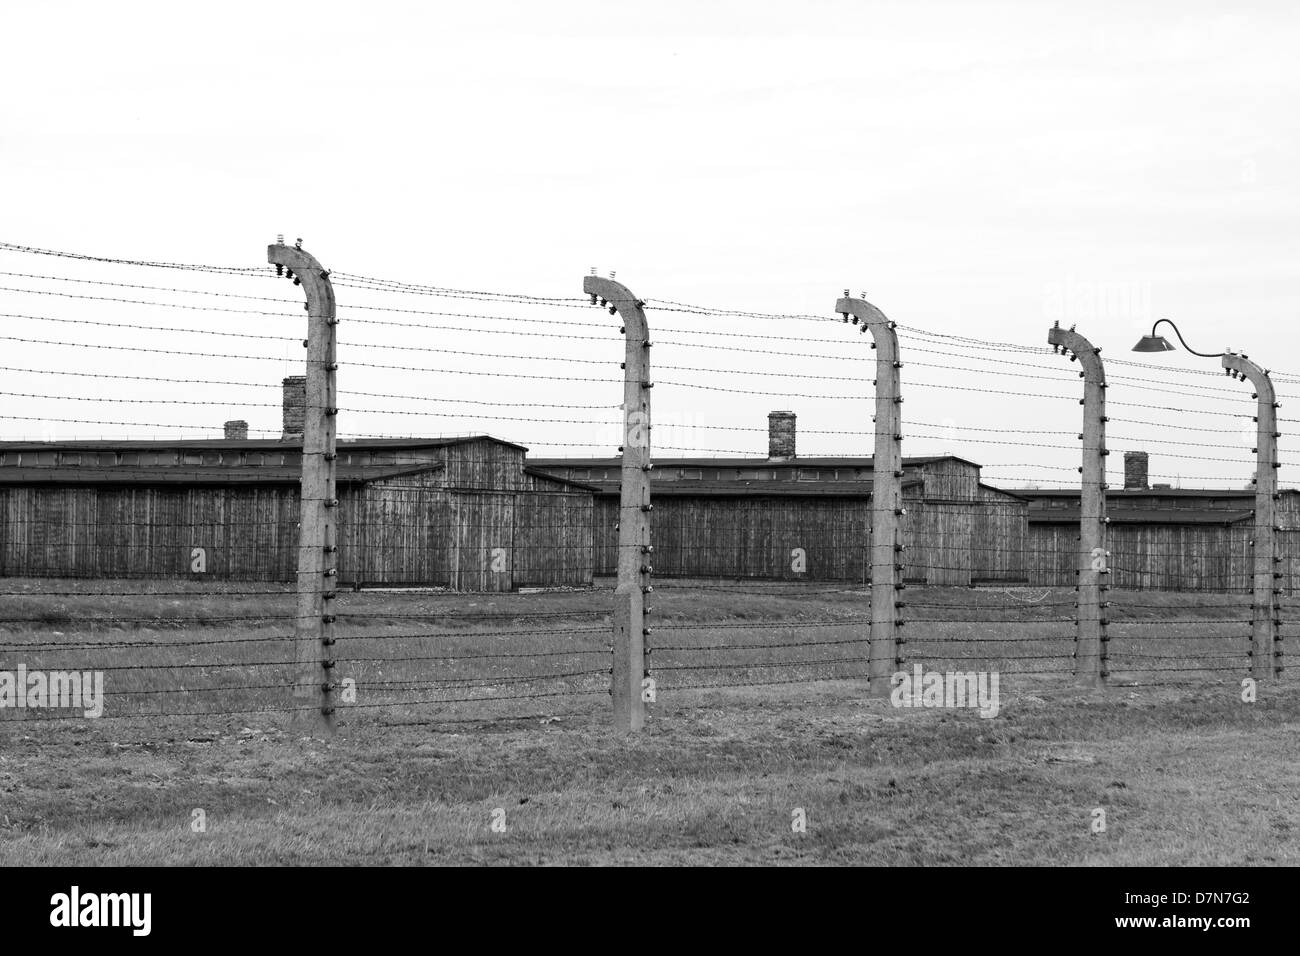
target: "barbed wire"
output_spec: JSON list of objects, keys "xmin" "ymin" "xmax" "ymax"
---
[
  {"xmin": 0, "ymin": 239, "xmax": 274, "ymax": 276},
  {"xmin": 0, "ymin": 269, "xmax": 303, "ymax": 303}
]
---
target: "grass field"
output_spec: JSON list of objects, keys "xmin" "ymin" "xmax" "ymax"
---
[{"xmin": 1, "ymin": 578, "xmax": 1297, "ymax": 865}]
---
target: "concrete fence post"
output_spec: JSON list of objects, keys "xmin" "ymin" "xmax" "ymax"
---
[
  {"xmin": 1222, "ymin": 352, "xmax": 1281, "ymax": 677},
  {"xmin": 1049, "ymin": 323, "xmax": 1108, "ymax": 688},
  {"xmin": 586, "ymin": 274, "xmax": 651, "ymax": 732},
  {"xmin": 269, "ymin": 239, "xmax": 338, "ymax": 734},
  {"xmin": 837, "ymin": 294, "xmax": 903, "ymax": 698}
]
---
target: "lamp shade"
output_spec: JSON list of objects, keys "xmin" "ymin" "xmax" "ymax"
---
[{"xmin": 1132, "ymin": 334, "xmax": 1175, "ymax": 353}]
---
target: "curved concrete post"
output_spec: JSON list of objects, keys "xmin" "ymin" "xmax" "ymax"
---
[
  {"xmin": 1049, "ymin": 323, "xmax": 1108, "ymax": 687},
  {"xmin": 1222, "ymin": 352, "xmax": 1281, "ymax": 677},
  {"xmin": 838, "ymin": 295, "xmax": 902, "ymax": 698},
  {"xmin": 586, "ymin": 276, "xmax": 651, "ymax": 732},
  {"xmin": 269, "ymin": 241, "xmax": 337, "ymax": 734}
]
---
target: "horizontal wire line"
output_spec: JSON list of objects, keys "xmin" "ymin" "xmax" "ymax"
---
[{"xmin": 0, "ymin": 240, "xmax": 274, "ymax": 276}]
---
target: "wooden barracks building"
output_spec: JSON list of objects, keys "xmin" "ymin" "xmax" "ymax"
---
[
  {"xmin": 530, "ymin": 412, "xmax": 1031, "ymax": 586},
  {"xmin": 0, "ymin": 377, "xmax": 595, "ymax": 590},
  {"xmin": 1, "ymin": 383, "xmax": 1292, "ymax": 593},
  {"xmin": 531, "ymin": 421, "xmax": 1300, "ymax": 593},
  {"xmin": 1017, "ymin": 451, "xmax": 1300, "ymax": 592}
]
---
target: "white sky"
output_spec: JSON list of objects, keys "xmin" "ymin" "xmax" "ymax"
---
[{"xmin": 1, "ymin": 0, "xmax": 1297, "ymax": 489}]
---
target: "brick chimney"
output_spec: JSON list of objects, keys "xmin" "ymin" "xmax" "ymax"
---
[
  {"xmin": 281, "ymin": 376, "xmax": 306, "ymax": 441},
  {"xmin": 1124, "ymin": 451, "xmax": 1149, "ymax": 490},
  {"xmin": 223, "ymin": 420, "xmax": 249, "ymax": 441},
  {"xmin": 768, "ymin": 411, "xmax": 796, "ymax": 460}
]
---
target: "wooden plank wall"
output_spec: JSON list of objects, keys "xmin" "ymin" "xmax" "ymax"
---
[
  {"xmin": 0, "ymin": 438, "xmax": 593, "ymax": 588},
  {"xmin": 916, "ymin": 459, "xmax": 981, "ymax": 499},
  {"xmin": 1278, "ymin": 495, "xmax": 1300, "ymax": 595},
  {"xmin": 972, "ymin": 493, "xmax": 1028, "ymax": 582},
  {"xmin": 513, "ymin": 492, "xmax": 594, "ymax": 587},
  {"xmin": 1110, "ymin": 524, "xmax": 1252, "ymax": 592},
  {"xmin": 449, "ymin": 490, "xmax": 515, "ymax": 591},
  {"xmin": 911, "ymin": 502, "xmax": 972, "ymax": 585},
  {"xmin": 1025, "ymin": 524, "xmax": 1079, "ymax": 588},
  {"xmin": 899, "ymin": 492, "xmax": 926, "ymax": 582},
  {"xmin": 0, "ymin": 479, "xmax": 593, "ymax": 589},
  {"xmin": 1026, "ymin": 522, "xmax": 1256, "ymax": 592},
  {"xmin": 338, "ymin": 474, "xmax": 449, "ymax": 586},
  {"xmin": 593, "ymin": 497, "xmax": 618, "ymax": 576},
  {"xmin": 0, "ymin": 485, "xmax": 300, "ymax": 580},
  {"xmin": 911, "ymin": 462, "xmax": 984, "ymax": 585},
  {"xmin": 206, "ymin": 488, "xmax": 299, "ymax": 580},
  {"xmin": 651, "ymin": 496, "xmax": 871, "ymax": 580},
  {"xmin": 589, "ymin": 488, "xmax": 1025, "ymax": 585},
  {"xmin": 591, "ymin": 496, "xmax": 874, "ymax": 581},
  {"xmin": 443, "ymin": 440, "xmax": 527, "ymax": 490}
]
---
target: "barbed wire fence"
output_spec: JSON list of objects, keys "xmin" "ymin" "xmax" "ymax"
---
[
  {"xmin": 0, "ymin": 237, "xmax": 1293, "ymax": 737},
  {"xmin": 890, "ymin": 318, "xmax": 1282, "ymax": 689},
  {"xmin": 0, "ymin": 241, "xmax": 630, "ymax": 729}
]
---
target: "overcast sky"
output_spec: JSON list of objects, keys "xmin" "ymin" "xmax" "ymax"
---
[{"xmin": 2, "ymin": 0, "xmax": 1297, "ymax": 488}]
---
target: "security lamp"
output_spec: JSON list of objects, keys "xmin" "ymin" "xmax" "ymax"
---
[
  {"xmin": 1131, "ymin": 319, "xmax": 1223, "ymax": 358},
  {"xmin": 1131, "ymin": 334, "xmax": 1174, "ymax": 353}
]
